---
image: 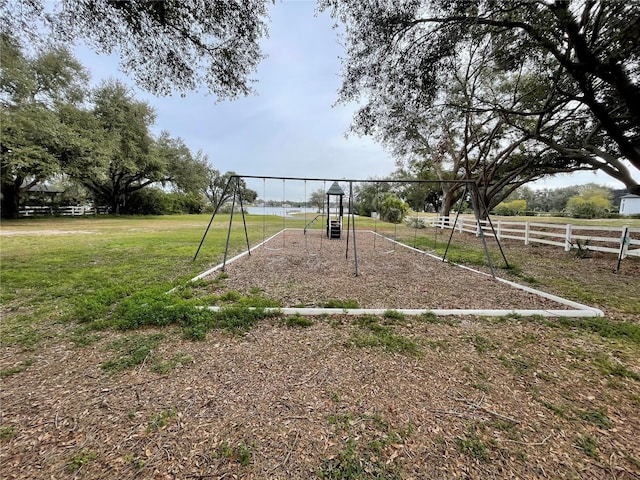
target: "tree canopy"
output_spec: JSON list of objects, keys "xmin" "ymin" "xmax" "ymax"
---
[
  {"xmin": 321, "ymin": 0, "xmax": 640, "ymax": 194},
  {"xmin": 1, "ymin": 36, "xmax": 222, "ymax": 218},
  {"xmin": 1, "ymin": 32, "xmax": 89, "ymax": 218},
  {"xmin": 1, "ymin": 0, "xmax": 271, "ymax": 98}
]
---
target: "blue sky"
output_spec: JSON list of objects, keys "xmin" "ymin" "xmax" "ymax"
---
[{"xmin": 73, "ymin": 0, "xmax": 625, "ymax": 201}]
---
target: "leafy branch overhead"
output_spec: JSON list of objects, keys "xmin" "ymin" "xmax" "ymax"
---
[
  {"xmin": 320, "ymin": 0, "xmax": 640, "ymax": 194},
  {"xmin": 1, "ymin": 0, "xmax": 272, "ymax": 98}
]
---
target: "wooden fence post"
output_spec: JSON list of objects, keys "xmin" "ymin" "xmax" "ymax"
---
[
  {"xmin": 525, "ymin": 221, "xmax": 530, "ymax": 246},
  {"xmin": 564, "ymin": 224, "xmax": 572, "ymax": 251}
]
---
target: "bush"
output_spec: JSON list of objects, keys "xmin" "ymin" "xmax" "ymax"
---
[
  {"xmin": 406, "ymin": 217, "xmax": 427, "ymax": 229},
  {"xmin": 494, "ymin": 199, "xmax": 527, "ymax": 216},
  {"xmin": 379, "ymin": 194, "xmax": 409, "ymax": 224},
  {"xmin": 122, "ymin": 189, "xmax": 205, "ymax": 215},
  {"xmin": 566, "ymin": 195, "xmax": 612, "ymax": 219}
]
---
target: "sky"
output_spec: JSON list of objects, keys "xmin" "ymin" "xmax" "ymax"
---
[{"xmin": 72, "ymin": 0, "xmax": 626, "ymax": 201}]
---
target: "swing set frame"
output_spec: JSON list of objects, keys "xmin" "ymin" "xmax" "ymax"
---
[{"xmin": 193, "ymin": 175, "xmax": 510, "ymax": 278}]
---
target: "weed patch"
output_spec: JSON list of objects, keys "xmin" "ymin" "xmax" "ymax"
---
[
  {"xmin": 575, "ymin": 434, "xmax": 599, "ymax": 459},
  {"xmin": 348, "ymin": 316, "xmax": 422, "ymax": 357},
  {"xmin": 282, "ymin": 314, "xmax": 314, "ymax": 328},
  {"xmin": 101, "ymin": 334, "xmax": 165, "ymax": 373},
  {"xmin": 0, "ymin": 359, "xmax": 34, "ymax": 379},
  {"xmin": 418, "ymin": 312, "xmax": 459, "ymax": 326},
  {"xmin": 213, "ymin": 441, "xmax": 252, "ymax": 466},
  {"xmin": 382, "ymin": 310, "xmax": 406, "ymax": 323},
  {"xmin": 324, "ymin": 299, "xmax": 359, "ymax": 309},
  {"xmin": 469, "ymin": 334, "xmax": 495, "ymax": 353},
  {"xmin": 0, "ymin": 426, "xmax": 17, "ymax": 441},
  {"xmin": 67, "ymin": 449, "xmax": 97, "ymax": 472},
  {"xmin": 147, "ymin": 408, "xmax": 177, "ymax": 433},
  {"xmin": 151, "ymin": 353, "xmax": 193, "ymax": 374},
  {"xmin": 499, "ymin": 355, "xmax": 533, "ymax": 376},
  {"xmin": 579, "ymin": 408, "xmax": 612, "ymax": 429},
  {"xmin": 456, "ymin": 423, "xmax": 490, "ymax": 462},
  {"xmin": 594, "ymin": 354, "xmax": 639, "ymax": 380},
  {"xmin": 319, "ymin": 410, "xmax": 410, "ymax": 479},
  {"xmin": 529, "ymin": 317, "xmax": 640, "ymax": 345}
]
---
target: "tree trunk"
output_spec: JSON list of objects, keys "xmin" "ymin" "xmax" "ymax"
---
[
  {"xmin": 440, "ymin": 185, "xmax": 457, "ymax": 225},
  {"xmin": 1, "ymin": 182, "xmax": 21, "ymax": 219}
]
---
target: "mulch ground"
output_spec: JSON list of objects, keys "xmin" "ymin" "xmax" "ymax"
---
[
  {"xmin": 210, "ymin": 229, "xmax": 579, "ymax": 312},
  {"xmin": 1, "ymin": 228, "xmax": 639, "ymax": 479}
]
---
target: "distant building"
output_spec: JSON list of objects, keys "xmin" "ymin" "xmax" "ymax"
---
[{"xmin": 619, "ymin": 194, "xmax": 640, "ymax": 215}]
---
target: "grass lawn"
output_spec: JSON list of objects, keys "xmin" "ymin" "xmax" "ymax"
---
[{"xmin": 1, "ymin": 214, "xmax": 639, "ymax": 479}]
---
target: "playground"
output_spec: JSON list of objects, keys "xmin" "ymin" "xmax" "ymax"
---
[
  {"xmin": 1, "ymin": 207, "xmax": 639, "ymax": 478},
  {"xmin": 199, "ymin": 228, "xmax": 592, "ymax": 314}
]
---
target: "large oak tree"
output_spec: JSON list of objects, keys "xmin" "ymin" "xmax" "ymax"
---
[
  {"xmin": 1, "ymin": 33, "xmax": 89, "ymax": 218},
  {"xmin": 322, "ymin": 0, "xmax": 640, "ymax": 194},
  {"xmin": 63, "ymin": 80, "xmax": 211, "ymax": 214}
]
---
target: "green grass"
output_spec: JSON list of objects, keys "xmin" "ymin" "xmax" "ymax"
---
[
  {"xmin": 594, "ymin": 354, "xmax": 640, "ymax": 380},
  {"xmin": 575, "ymin": 434, "xmax": 599, "ymax": 459},
  {"xmin": 0, "ymin": 426, "xmax": 17, "ymax": 441},
  {"xmin": 0, "ymin": 359, "xmax": 34, "ymax": 378},
  {"xmin": 578, "ymin": 408, "xmax": 612, "ymax": 429},
  {"xmin": 282, "ymin": 314, "xmax": 314, "ymax": 328},
  {"xmin": 324, "ymin": 298, "xmax": 360, "ymax": 309},
  {"xmin": 348, "ymin": 315, "xmax": 422, "ymax": 357},
  {"xmin": 469, "ymin": 334, "xmax": 495, "ymax": 353},
  {"xmin": 0, "ymin": 215, "xmax": 288, "ymax": 349},
  {"xmin": 527, "ymin": 316, "xmax": 640, "ymax": 345},
  {"xmin": 101, "ymin": 333, "xmax": 166, "ymax": 373}
]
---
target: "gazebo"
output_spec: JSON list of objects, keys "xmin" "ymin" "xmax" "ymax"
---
[{"xmin": 326, "ymin": 181, "xmax": 345, "ymax": 239}]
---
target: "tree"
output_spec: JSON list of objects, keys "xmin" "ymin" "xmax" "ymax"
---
[
  {"xmin": 391, "ymin": 164, "xmax": 443, "ymax": 213},
  {"xmin": 1, "ymin": 0, "xmax": 271, "ymax": 98},
  {"xmin": 61, "ymin": 81, "xmax": 210, "ymax": 213},
  {"xmin": 361, "ymin": 39, "xmax": 580, "ymax": 218},
  {"xmin": 308, "ymin": 188, "xmax": 326, "ymax": 213},
  {"xmin": 494, "ymin": 199, "xmax": 527, "ymax": 216},
  {"xmin": 322, "ymin": 0, "xmax": 640, "ymax": 194},
  {"xmin": 354, "ymin": 180, "xmax": 392, "ymax": 217},
  {"xmin": 204, "ymin": 170, "xmax": 257, "ymax": 208},
  {"xmin": 1, "ymin": 33, "xmax": 89, "ymax": 218},
  {"xmin": 566, "ymin": 195, "xmax": 612, "ymax": 219}
]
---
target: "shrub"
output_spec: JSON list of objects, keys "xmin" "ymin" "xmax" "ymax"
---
[
  {"xmin": 379, "ymin": 194, "xmax": 409, "ymax": 224},
  {"xmin": 122, "ymin": 188, "xmax": 205, "ymax": 215},
  {"xmin": 494, "ymin": 199, "xmax": 527, "ymax": 216},
  {"xmin": 405, "ymin": 217, "xmax": 427, "ymax": 229},
  {"xmin": 566, "ymin": 195, "xmax": 612, "ymax": 219}
]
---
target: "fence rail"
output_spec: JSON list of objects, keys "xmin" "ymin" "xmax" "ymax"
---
[
  {"xmin": 19, "ymin": 205, "xmax": 110, "ymax": 217},
  {"xmin": 428, "ymin": 216, "xmax": 640, "ymax": 259}
]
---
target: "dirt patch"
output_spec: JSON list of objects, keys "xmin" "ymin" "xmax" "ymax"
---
[
  {"xmin": 2, "ymin": 227, "xmax": 639, "ymax": 479},
  {"xmin": 0, "ymin": 229, "xmax": 97, "ymax": 236}
]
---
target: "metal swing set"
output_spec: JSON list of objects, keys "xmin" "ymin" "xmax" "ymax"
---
[{"xmin": 192, "ymin": 175, "xmax": 509, "ymax": 278}]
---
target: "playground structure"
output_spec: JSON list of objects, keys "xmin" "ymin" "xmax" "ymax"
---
[
  {"xmin": 325, "ymin": 181, "xmax": 345, "ymax": 239},
  {"xmin": 189, "ymin": 175, "xmax": 604, "ymax": 318},
  {"xmin": 193, "ymin": 175, "xmax": 510, "ymax": 278}
]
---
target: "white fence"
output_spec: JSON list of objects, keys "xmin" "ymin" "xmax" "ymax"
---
[
  {"xmin": 19, "ymin": 205, "xmax": 110, "ymax": 217},
  {"xmin": 429, "ymin": 216, "xmax": 640, "ymax": 259}
]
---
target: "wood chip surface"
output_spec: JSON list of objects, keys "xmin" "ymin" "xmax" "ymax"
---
[{"xmin": 212, "ymin": 229, "xmax": 575, "ymax": 311}]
